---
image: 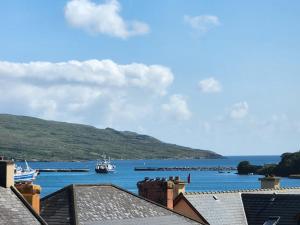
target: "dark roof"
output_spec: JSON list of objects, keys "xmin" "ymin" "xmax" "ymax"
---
[
  {"xmin": 41, "ymin": 184, "xmax": 202, "ymax": 225},
  {"xmin": 40, "ymin": 185, "xmax": 75, "ymax": 225},
  {"xmin": 0, "ymin": 186, "xmax": 47, "ymax": 225},
  {"xmin": 175, "ymin": 187, "xmax": 300, "ymax": 225},
  {"xmin": 242, "ymin": 193, "xmax": 300, "ymax": 225}
]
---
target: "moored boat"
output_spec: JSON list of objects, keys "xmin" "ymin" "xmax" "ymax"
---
[
  {"xmin": 14, "ymin": 161, "xmax": 39, "ymax": 182},
  {"xmin": 95, "ymin": 155, "xmax": 116, "ymax": 173}
]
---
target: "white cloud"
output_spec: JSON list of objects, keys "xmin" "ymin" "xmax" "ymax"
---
[
  {"xmin": 162, "ymin": 94, "xmax": 191, "ymax": 121},
  {"xmin": 198, "ymin": 77, "xmax": 222, "ymax": 93},
  {"xmin": 184, "ymin": 14, "xmax": 220, "ymax": 33},
  {"xmin": 65, "ymin": 0, "xmax": 149, "ymax": 39},
  {"xmin": 0, "ymin": 59, "xmax": 173, "ymax": 125},
  {"xmin": 0, "ymin": 60, "xmax": 173, "ymax": 95},
  {"xmin": 230, "ymin": 102, "xmax": 249, "ymax": 119}
]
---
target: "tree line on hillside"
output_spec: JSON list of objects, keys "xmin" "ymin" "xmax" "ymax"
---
[{"xmin": 237, "ymin": 151, "xmax": 300, "ymax": 177}]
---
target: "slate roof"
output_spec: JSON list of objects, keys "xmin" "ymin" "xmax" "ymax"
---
[
  {"xmin": 242, "ymin": 193, "xmax": 300, "ymax": 225},
  {"xmin": 0, "ymin": 186, "xmax": 47, "ymax": 225},
  {"xmin": 182, "ymin": 191, "xmax": 247, "ymax": 225},
  {"xmin": 177, "ymin": 187, "xmax": 300, "ymax": 225},
  {"xmin": 41, "ymin": 184, "xmax": 202, "ymax": 225},
  {"xmin": 40, "ymin": 185, "xmax": 74, "ymax": 225}
]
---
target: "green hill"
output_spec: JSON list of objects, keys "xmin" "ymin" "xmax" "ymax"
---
[{"xmin": 0, "ymin": 114, "xmax": 222, "ymax": 161}]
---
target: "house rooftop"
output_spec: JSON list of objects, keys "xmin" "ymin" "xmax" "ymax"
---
[
  {"xmin": 242, "ymin": 193, "xmax": 300, "ymax": 225},
  {"xmin": 41, "ymin": 184, "xmax": 203, "ymax": 225},
  {"xmin": 0, "ymin": 186, "xmax": 47, "ymax": 225},
  {"xmin": 184, "ymin": 186, "xmax": 300, "ymax": 195},
  {"xmin": 174, "ymin": 187, "xmax": 300, "ymax": 225}
]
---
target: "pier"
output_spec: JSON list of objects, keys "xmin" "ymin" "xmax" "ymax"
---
[
  {"xmin": 134, "ymin": 166, "xmax": 237, "ymax": 172},
  {"xmin": 38, "ymin": 168, "xmax": 90, "ymax": 172}
]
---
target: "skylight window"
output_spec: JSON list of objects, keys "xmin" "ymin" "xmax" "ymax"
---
[{"xmin": 263, "ymin": 216, "xmax": 280, "ymax": 225}]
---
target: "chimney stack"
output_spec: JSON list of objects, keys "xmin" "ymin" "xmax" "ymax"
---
[
  {"xmin": 174, "ymin": 176, "xmax": 185, "ymax": 199},
  {"xmin": 137, "ymin": 176, "xmax": 186, "ymax": 209},
  {"xmin": 259, "ymin": 176, "xmax": 280, "ymax": 189},
  {"xmin": 0, "ymin": 160, "xmax": 14, "ymax": 188},
  {"xmin": 15, "ymin": 183, "xmax": 42, "ymax": 214}
]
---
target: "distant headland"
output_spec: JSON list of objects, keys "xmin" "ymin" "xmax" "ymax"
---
[
  {"xmin": 0, "ymin": 114, "xmax": 222, "ymax": 161},
  {"xmin": 237, "ymin": 150, "xmax": 300, "ymax": 177}
]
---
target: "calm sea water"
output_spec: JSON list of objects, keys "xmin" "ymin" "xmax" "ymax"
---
[{"xmin": 18, "ymin": 156, "xmax": 300, "ymax": 197}]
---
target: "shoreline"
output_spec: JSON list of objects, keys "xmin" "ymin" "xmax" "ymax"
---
[{"xmin": 15, "ymin": 156, "xmax": 225, "ymax": 163}]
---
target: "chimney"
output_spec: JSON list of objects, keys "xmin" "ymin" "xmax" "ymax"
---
[
  {"xmin": 259, "ymin": 176, "xmax": 280, "ymax": 189},
  {"xmin": 15, "ymin": 183, "xmax": 42, "ymax": 214},
  {"xmin": 0, "ymin": 160, "xmax": 14, "ymax": 188},
  {"xmin": 173, "ymin": 176, "xmax": 185, "ymax": 199},
  {"xmin": 137, "ymin": 176, "xmax": 186, "ymax": 209},
  {"xmin": 166, "ymin": 180, "xmax": 174, "ymax": 209}
]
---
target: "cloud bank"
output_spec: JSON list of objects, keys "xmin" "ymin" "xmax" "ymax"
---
[
  {"xmin": 65, "ymin": 0, "xmax": 149, "ymax": 39},
  {"xmin": 0, "ymin": 60, "xmax": 174, "ymax": 127}
]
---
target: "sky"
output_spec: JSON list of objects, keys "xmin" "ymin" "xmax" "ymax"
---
[{"xmin": 0, "ymin": 0, "xmax": 300, "ymax": 156}]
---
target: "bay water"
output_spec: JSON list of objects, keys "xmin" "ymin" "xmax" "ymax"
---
[{"xmin": 18, "ymin": 156, "xmax": 300, "ymax": 197}]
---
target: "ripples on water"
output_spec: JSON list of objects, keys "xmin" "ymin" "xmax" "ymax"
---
[{"xmin": 17, "ymin": 155, "xmax": 300, "ymax": 197}]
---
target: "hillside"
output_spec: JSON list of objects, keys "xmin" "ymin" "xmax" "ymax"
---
[
  {"xmin": 237, "ymin": 151, "xmax": 300, "ymax": 177},
  {"xmin": 0, "ymin": 114, "xmax": 222, "ymax": 161}
]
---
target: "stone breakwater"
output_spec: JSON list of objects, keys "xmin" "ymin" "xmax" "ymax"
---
[{"xmin": 134, "ymin": 166, "xmax": 237, "ymax": 171}]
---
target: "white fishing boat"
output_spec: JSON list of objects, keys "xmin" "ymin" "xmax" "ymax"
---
[
  {"xmin": 14, "ymin": 161, "xmax": 39, "ymax": 182},
  {"xmin": 95, "ymin": 155, "xmax": 116, "ymax": 173}
]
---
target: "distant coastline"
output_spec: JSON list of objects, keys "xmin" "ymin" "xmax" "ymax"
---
[{"xmin": 0, "ymin": 114, "xmax": 222, "ymax": 161}]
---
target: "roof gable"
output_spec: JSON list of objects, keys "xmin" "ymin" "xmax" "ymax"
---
[
  {"xmin": 182, "ymin": 192, "xmax": 247, "ymax": 225},
  {"xmin": 41, "ymin": 185, "xmax": 75, "ymax": 225}
]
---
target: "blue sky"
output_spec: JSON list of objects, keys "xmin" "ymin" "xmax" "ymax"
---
[{"xmin": 0, "ymin": 0, "xmax": 299, "ymax": 155}]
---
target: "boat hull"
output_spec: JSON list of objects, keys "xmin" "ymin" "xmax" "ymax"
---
[
  {"xmin": 14, "ymin": 170, "xmax": 38, "ymax": 182},
  {"xmin": 95, "ymin": 156, "xmax": 116, "ymax": 174},
  {"xmin": 95, "ymin": 165, "xmax": 115, "ymax": 173},
  {"xmin": 95, "ymin": 168, "xmax": 109, "ymax": 173}
]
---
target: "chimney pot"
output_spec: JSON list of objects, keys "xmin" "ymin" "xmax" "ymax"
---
[{"xmin": 259, "ymin": 176, "xmax": 280, "ymax": 189}]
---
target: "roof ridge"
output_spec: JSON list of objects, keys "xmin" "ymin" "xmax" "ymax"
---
[
  {"xmin": 41, "ymin": 184, "xmax": 73, "ymax": 201},
  {"xmin": 184, "ymin": 186, "xmax": 300, "ymax": 195},
  {"xmin": 107, "ymin": 184, "xmax": 207, "ymax": 224},
  {"xmin": 70, "ymin": 184, "xmax": 79, "ymax": 225},
  {"xmin": 10, "ymin": 186, "xmax": 48, "ymax": 225}
]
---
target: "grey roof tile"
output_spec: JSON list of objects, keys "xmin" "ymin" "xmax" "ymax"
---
[
  {"xmin": 41, "ymin": 184, "xmax": 202, "ymax": 225},
  {"xmin": 181, "ymin": 187, "xmax": 300, "ymax": 225},
  {"xmin": 82, "ymin": 215, "xmax": 200, "ymax": 225},
  {"xmin": 0, "ymin": 186, "xmax": 46, "ymax": 225},
  {"xmin": 184, "ymin": 192, "xmax": 247, "ymax": 225}
]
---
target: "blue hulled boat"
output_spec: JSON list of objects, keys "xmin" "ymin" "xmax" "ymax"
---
[{"xmin": 14, "ymin": 161, "xmax": 39, "ymax": 182}]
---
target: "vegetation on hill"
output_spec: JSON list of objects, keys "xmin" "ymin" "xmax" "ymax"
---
[
  {"xmin": 237, "ymin": 151, "xmax": 300, "ymax": 177},
  {"xmin": 0, "ymin": 114, "xmax": 222, "ymax": 161}
]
